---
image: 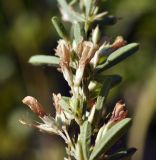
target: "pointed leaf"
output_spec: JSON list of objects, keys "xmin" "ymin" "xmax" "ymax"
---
[
  {"xmin": 94, "ymin": 75, "xmax": 122, "ymax": 88},
  {"xmin": 93, "ymin": 76, "xmax": 119, "ymax": 126},
  {"xmin": 96, "ymin": 43, "xmax": 139, "ymax": 73},
  {"xmin": 80, "ymin": 121, "xmax": 92, "ymax": 160},
  {"xmin": 85, "ymin": 0, "xmax": 93, "ymax": 18},
  {"xmin": 75, "ymin": 141, "xmax": 84, "ymax": 160},
  {"xmin": 74, "ymin": 22, "xmax": 84, "ymax": 45},
  {"xmin": 52, "ymin": 16, "xmax": 69, "ymax": 40},
  {"xmin": 94, "ymin": 15, "xmax": 117, "ymax": 26},
  {"xmin": 28, "ymin": 55, "xmax": 59, "ymax": 67},
  {"xmin": 58, "ymin": 0, "xmax": 84, "ymax": 22},
  {"xmin": 105, "ymin": 148, "xmax": 137, "ymax": 160},
  {"xmin": 89, "ymin": 118, "xmax": 132, "ymax": 160}
]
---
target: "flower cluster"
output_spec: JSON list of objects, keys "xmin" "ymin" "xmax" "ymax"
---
[
  {"xmin": 55, "ymin": 35, "xmax": 127, "ymax": 99},
  {"xmin": 95, "ymin": 100, "xmax": 128, "ymax": 144},
  {"xmin": 20, "ymin": 0, "xmax": 139, "ymax": 159}
]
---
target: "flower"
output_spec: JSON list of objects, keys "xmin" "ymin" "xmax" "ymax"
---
[
  {"xmin": 91, "ymin": 36, "xmax": 127, "ymax": 68},
  {"xmin": 20, "ymin": 96, "xmax": 60, "ymax": 134},
  {"xmin": 22, "ymin": 96, "xmax": 47, "ymax": 117},
  {"xmin": 110, "ymin": 100, "xmax": 128, "ymax": 123},
  {"xmin": 74, "ymin": 41, "xmax": 98, "ymax": 86},
  {"xmin": 111, "ymin": 36, "xmax": 127, "ymax": 50},
  {"xmin": 53, "ymin": 93, "xmax": 73, "ymax": 126},
  {"xmin": 55, "ymin": 40, "xmax": 73, "ymax": 87},
  {"xmin": 95, "ymin": 100, "xmax": 128, "ymax": 144}
]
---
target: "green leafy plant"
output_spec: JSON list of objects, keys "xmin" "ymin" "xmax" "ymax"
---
[{"xmin": 20, "ymin": 0, "xmax": 139, "ymax": 160}]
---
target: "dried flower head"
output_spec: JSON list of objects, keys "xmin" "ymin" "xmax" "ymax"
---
[
  {"xmin": 22, "ymin": 96, "xmax": 47, "ymax": 117},
  {"xmin": 91, "ymin": 36, "xmax": 127, "ymax": 68},
  {"xmin": 110, "ymin": 100, "xmax": 128, "ymax": 123},
  {"xmin": 55, "ymin": 40, "xmax": 73, "ymax": 87},
  {"xmin": 111, "ymin": 36, "xmax": 127, "ymax": 50},
  {"xmin": 75, "ymin": 41, "xmax": 98, "ymax": 86}
]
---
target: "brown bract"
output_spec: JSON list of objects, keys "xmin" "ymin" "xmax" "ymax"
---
[
  {"xmin": 111, "ymin": 36, "xmax": 127, "ymax": 50},
  {"xmin": 110, "ymin": 100, "xmax": 128, "ymax": 122},
  {"xmin": 22, "ymin": 96, "xmax": 47, "ymax": 117}
]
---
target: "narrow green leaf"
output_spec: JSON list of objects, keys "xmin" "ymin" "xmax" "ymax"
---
[
  {"xmin": 85, "ymin": 0, "xmax": 92, "ymax": 18},
  {"xmin": 95, "ymin": 15, "xmax": 117, "ymax": 26},
  {"xmin": 95, "ymin": 76, "xmax": 117, "ymax": 111},
  {"xmin": 96, "ymin": 43, "xmax": 139, "ymax": 73},
  {"xmin": 94, "ymin": 75, "xmax": 122, "ymax": 88},
  {"xmin": 89, "ymin": 118, "xmax": 132, "ymax": 160},
  {"xmin": 58, "ymin": 0, "xmax": 84, "ymax": 22},
  {"xmin": 75, "ymin": 141, "xmax": 84, "ymax": 160},
  {"xmin": 105, "ymin": 148, "xmax": 137, "ymax": 160},
  {"xmin": 52, "ymin": 16, "xmax": 69, "ymax": 40},
  {"xmin": 108, "ymin": 43, "xmax": 139, "ymax": 62},
  {"xmin": 59, "ymin": 96, "xmax": 72, "ymax": 114},
  {"xmin": 95, "ymin": 82, "xmax": 109, "ymax": 111},
  {"xmin": 80, "ymin": 121, "xmax": 92, "ymax": 160},
  {"xmin": 28, "ymin": 55, "xmax": 59, "ymax": 67},
  {"xmin": 93, "ymin": 76, "xmax": 119, "ymax": 126},
  {"xmin": 74, "ymin": 22, "xmax": 84, "ymax": 45}
]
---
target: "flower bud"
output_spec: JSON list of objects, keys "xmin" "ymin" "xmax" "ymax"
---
[
  {"xmin": 92, "ymin": 25, "xmax": 100, "ymax": 45},
  {"xmin": 22, "ymin": 96, "xmax": 47, "ymax": 117},
  {"xmin": 55, "ymin": 40, "xmax": 73, "ymax": 87},
  {"xmin": 110, "ymin": 100, "xmax": 128, "ymax": 122}
]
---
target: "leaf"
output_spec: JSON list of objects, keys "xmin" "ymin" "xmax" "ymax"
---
[
  {"xmin": 59, "ymin": 96, "xmax": 72, "ymax": 114},
  {"xmin": 94, "ymin": 75, "xmax": 122, "ymax": 88},
  {"xmin": 79, "ymin": 121, "xmax": 92, "ymax": 160},
  {"xmin": 58, "ymin": 0, "xmax": 84, "ymax": 22},
  {"xmin": 95, "ymin": 78, "xmax": 110, "ymax": 111},
  {"xmin": 105, "ymin": 148, "xmax": 137, "ymax": 160},
  {"xmin": 28, "ymin": 55, "xmax": 59, "ymax": 67},
  {"xmin": 52, "ymin": 16, "xmax": 69, "ymax": 40},
  {"xmin": 85, "ymin": 0, "xmax": 93, "ymax": 18},
  {"xmin": 94, "ymin": 15, "xmax": 117, "ymax": 26},
  {"xmin": 95, "ymin": 75, "xmax": 119, "ymax": 112},
  {"xmin": 96, "ymin": 43, "xmax": 139, "ymax": 73},
  {"xmin": 89, "ymin": 118, "xmax": 132, "ymax": 160},
  {"xmin": 74, "ymin": 22, "xmax": 84, "ymax": 45},
  {"xmin": 75, "ymin": 141, "xmax": 84, "ymax": 160},
  {"xmin": 93, "ymin": 76, "xmax": 119, "ymax": 126}
]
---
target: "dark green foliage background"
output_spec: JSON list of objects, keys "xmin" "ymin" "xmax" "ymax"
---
[{"xmin": 0, "ymin": 0, "xmax": 156, "ymax": 159}]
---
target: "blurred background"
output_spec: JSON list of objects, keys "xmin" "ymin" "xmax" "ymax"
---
[{"xmin": 0, "ymin": 0, "xmax": 156, "ymax": 159}]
